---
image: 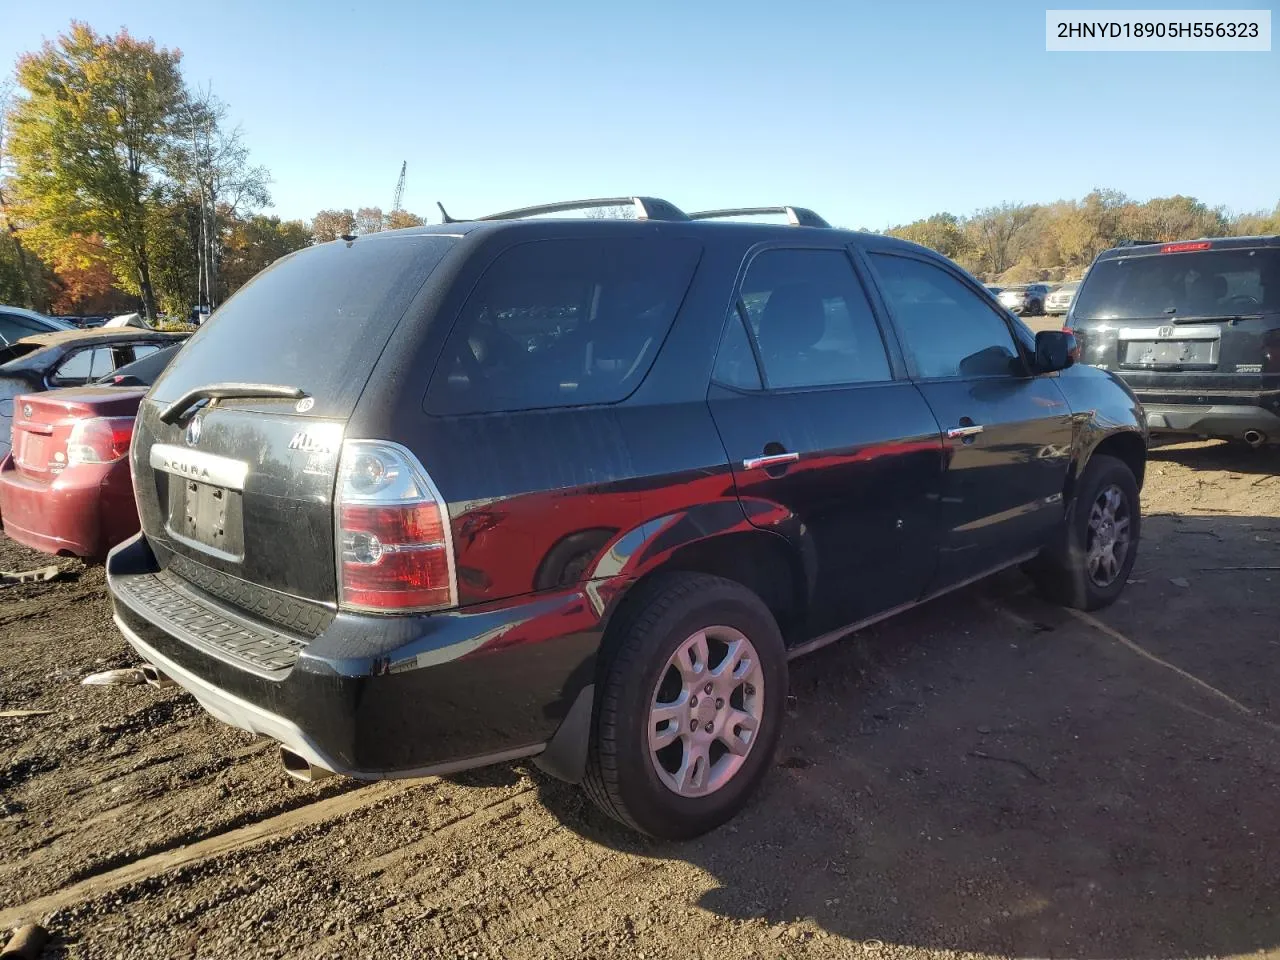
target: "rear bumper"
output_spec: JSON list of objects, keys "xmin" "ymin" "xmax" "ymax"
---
[
  {"xmin": 0, "ymin": 456, "xmax": 135, "ymax": 558},
  {"xmin": 105, "ymin": 533, "xmax": 611, "ymax": 778},
  {"xmin": 1139, "ymin": 394, "xmax": 1280, "ymax": 441}
]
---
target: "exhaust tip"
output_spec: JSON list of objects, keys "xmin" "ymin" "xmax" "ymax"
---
[
  {"xmin": 139, "ymin": 664, "xmax": 175, "ymax": 688},
  {"xmin": 280, "ymin": 746, "xmax": 334, "ymax": 783},
  {"xmin": 1244, "ymin": 430, "xmax": 1266, "ymax": 448}
]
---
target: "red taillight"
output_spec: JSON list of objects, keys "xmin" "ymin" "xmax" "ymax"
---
[
  {"xmin": 336, "ymin": 441, "xmax": 456, "ymax": 613},
  {"xmin": 1161, "ymin": 241, "xmax": 1213, "ymax": 254},
  {"xmin": 1063, "ymin": 325, "xmax": 1082, "ymax": 362},
  {"xmin": 66, "ymin": 417, "xmax": 135, "ymax": 465}
]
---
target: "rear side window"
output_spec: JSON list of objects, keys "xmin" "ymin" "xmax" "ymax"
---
[
  {"xmin": 727, "ymin": 248, "xmax": 891, "ymax": 390},
  {"xmin": 1074, "ymin": 248, "xmax": 1280, "ymax": 321},
  {"xmin": 150, "ymin": 235, "xmax": 457, "ymax": 419},
  {"xmin": 426, "ymin": 238, "xmax": 700, "ymax": 415},
  {"xmin": 52, "ymin": 346, "xmax": 116, "ymax": 385}
]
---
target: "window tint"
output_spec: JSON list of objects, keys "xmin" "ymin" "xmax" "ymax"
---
[
  {"xmin": 0, "ymin": 313, "xmax": 48, "ymax": 344},
  {"xmin": 150, "ymin": 235, "xmax": 456, "ymax": 420},
  {"xmin": 870, "ymin": 254, "xmax": 1020, "ymax": 379},
  {"xmin": 735, "ymin": 249, "xmax": 890, "ymax": 389},
  {"xmin": 1072, "ymin": 248, "xmax": 1280, "ymax": 321},
  {"xmin": 711, "ymin": 310, "xmax": 763, "ymax": 390},
  {"xmin": 53, "ymin": 347, "xmax": 114, "ymax": 384},
  {"xmin": 426, "ymin": 238, "xmax": 701, "ymax": 414},
  {"xmin": 131, "ymin": 344, "xmax": 161, "ymax": 361}
]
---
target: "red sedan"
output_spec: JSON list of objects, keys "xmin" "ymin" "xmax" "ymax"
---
[{"xmin": 0, "ymin": 345, "xmax": 180, "ymax": 560}]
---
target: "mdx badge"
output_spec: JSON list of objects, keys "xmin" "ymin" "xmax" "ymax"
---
[
  {"xmin": 185, "ymin": 415, "xmax": 203, "ymax": 446},
  {"xmin": 289, "ymin": 431, "xmax": 334, "ymax": 454}
]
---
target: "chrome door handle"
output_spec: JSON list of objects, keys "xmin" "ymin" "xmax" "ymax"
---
[
  {"xmin": 946, "ymin": 424, "xmax": 985, "ymax": 439},
  {"xmin": 743, "ymin": 452, "xmax": 800, "ymax": 470}
]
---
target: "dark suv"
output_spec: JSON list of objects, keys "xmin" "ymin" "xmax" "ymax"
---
[
  {"xmin": 1067, "ymin": 236, "xmax": 1280, "ymax": 446},
  {"xmin": 105, "ymin": 197, "xmax": 1147, "ymax": 839}
]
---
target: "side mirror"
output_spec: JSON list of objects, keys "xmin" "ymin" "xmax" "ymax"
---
[{"xmin": 1034, "ymin": 329, "xmax": 1076, "ymax": 373}]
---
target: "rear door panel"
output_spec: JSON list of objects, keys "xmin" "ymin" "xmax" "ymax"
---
[{"xmin": 707, "ymin": 244, "xmax": 945, "ymax": 638}]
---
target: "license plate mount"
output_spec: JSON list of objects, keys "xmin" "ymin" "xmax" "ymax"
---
[
  {"xmin": 1122, "ymin": 339, "xmax": 1216, "ymax": 368},
  {"xmin": 168, "ymin": 479, "xmax": 245, "ymax": 559}
]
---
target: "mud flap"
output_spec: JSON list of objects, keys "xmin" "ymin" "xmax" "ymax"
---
[{"xmin": 533, "ymin": 684, "xmax": 594, "ymax": 784}]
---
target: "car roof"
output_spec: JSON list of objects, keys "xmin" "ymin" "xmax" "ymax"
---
[
  {"xmin": 0, "ymin": 329, "xmax": 187, "ymax": 373},
  {"xmin": 320, "ymin": 205, "xmax": 930, "ymax": 256},
  {"xmin": 1096, "ymin": 234, "xmax": 1280, "ymax": 261},
  {"xmin": 0, "ymin": 304, "xmax": 74, "ymax": 330}
]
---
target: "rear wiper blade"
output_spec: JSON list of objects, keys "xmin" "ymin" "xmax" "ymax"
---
[
  {"xmin": 160, "ymin": 382, "xmax": 307, "ymax": 424},
  {"xmin": 1170, "ymin": 314, "xmax": 1263, "ymax": 325}
]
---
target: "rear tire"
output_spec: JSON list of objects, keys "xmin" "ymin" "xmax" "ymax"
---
[
  {"xmin": 1027, "ymin": 454, "xmax": 1140, "ymax": 611},
  {"xmin": 583, "ymin": 574, "xmax": 787, "ymax": 840}
]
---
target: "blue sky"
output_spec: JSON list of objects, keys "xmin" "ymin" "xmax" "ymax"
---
[{"xmin": 3, "ymin": 0, "xmax": 1277, "ymax": 228}]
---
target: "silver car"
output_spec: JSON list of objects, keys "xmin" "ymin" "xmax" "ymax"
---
[
  {"xmin": 1044, "ymin": 280, "xmax": 1080, "ymax": 315},
  {"xmin": 996, "ymin": 284, "xmax": 1050, "ymax": 316}
]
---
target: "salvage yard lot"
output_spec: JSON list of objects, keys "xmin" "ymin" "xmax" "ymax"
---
[{"xmin": 2, "ymin": 442, "xmax": 1279, "ymax": 959}]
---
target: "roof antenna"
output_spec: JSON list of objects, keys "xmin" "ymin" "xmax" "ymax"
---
[{"xmin": 437, "ymin": 201, "xmax": 457, "ymax": 224}]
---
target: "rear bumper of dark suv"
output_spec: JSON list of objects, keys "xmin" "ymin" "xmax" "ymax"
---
[
  {"xmin": 1135, "ymin": 389, "xmax": 1280, "ymax": 443},
  {"xmin": 106, "ymin": 533, "xmax": 607, "ymax": 779}
]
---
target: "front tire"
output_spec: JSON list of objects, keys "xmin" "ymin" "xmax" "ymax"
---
[
  {"xmin": 1028, "ymin": 454, "xmax": 1141, "ymax": 611},
  {"xmin": 583, "ymin": 574, "xmax": 787, "ymax": 840}
]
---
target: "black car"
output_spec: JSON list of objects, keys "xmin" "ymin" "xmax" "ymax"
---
[
  {"xmin": 1067, "ymin": 236, "xmax": 1280, "ymax": 446},
  {"xmin": 105, "ymin": 197, "xmax": 1147, "ymax": 839},
  {"xmin": 0, "ymin": 328, "xmax": 189, "ymax": 461}
]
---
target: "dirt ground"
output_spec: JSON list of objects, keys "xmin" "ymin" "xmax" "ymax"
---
[{"xmin": 2, "ymin": 440, "xmax": 1279, "ymax": 960}]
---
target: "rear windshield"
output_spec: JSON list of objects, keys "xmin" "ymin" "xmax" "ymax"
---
[
  {"xmin": 1073, "ymin": 247, "xmax": 1280, "ymax": 321},
  {"xmin": 425, "ymin": 237, "xmax": 701, "ymax": 415},
  {"xmin": 150, "ymin": 235, "xmax": 457, "ymax": 418}
]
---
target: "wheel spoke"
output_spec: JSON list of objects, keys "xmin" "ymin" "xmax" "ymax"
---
[
  {"xmin": 650, "ymin": 720, "xmax": 682, "ymax": 751},
  {"xmin": 676, "ymin": 742, "xmax": 710, "ymax": 793},
  {"xmin": 678, "ymin": 631, "xmax": 710, "ymax": 683},
  {"xmin": 1089, "ymin": 503, "xmax": 1105, "ymax": 530},
  {"xmin": 650, "ymin": 701, "xmax": 684, "ymax": 728},
  {"xmin": 712, "ymin": 638, "xmax": 745, "ymax": 681},
  {"xmin": 720, "ymin": 710, "xmax": 758, "ymax": 756}
]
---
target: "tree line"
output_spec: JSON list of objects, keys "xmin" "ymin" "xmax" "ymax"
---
[
  {"xmin": 0, "ymin": 22, "xmax": 430, "ymax": 320},
  {"xmin": 885, "ymin": 189, "xmax": 1280, "ymax": 283}
]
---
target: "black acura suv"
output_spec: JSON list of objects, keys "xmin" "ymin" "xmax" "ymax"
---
[{"xmin": 106, "ymin": 198, "xmax": 1147, "ymax": 839}]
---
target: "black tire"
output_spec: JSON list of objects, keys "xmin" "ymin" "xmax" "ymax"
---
[
  {"xmin": 1029, "ymin": 299, "xmax": 1044, "ymax": 316},
  {"xmin": 583, "ymin": 573, "xmax": 787, "ymax": 840},
  {"xmin": 1027, "ymin": 454, "xmax": 1140, "ymax": 611}
]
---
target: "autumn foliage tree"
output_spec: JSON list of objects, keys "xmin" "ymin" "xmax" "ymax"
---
[
  {"xmin": 887, "ymin": 189, "xmax": 1280, "ymax": 282},
  {"xmin": 7, "ymin": 23, "xmax": 186, "ymax": 320}
]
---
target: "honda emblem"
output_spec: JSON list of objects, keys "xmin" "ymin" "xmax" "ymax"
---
[{"xmin": 1157, "ymin": 325, "xmax": 1174, "ymax": 338}]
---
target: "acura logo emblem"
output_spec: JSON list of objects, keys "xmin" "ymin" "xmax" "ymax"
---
[
  {"xmin": 185, "ymin": 415, "xmax": 203, "ymax": 446},
  {"xmin": 1157, "ymin": 325, "xmax": 1174, "ymax": 338},
  {"xmin": 22, "ymin": 403, "xmax": 32, "ymax": 419}
]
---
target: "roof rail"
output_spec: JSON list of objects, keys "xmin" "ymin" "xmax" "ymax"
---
[
  {"xmin": 689, "ymin": 206, "xmax": 831, "ymax": 228},
  {"xmin": 1114, "ymin": 238, "xmax": 1160, "ymax": 247},
  {"xmin": 461, "ymin": 196, "xmax": 690, "ymax": 223}
]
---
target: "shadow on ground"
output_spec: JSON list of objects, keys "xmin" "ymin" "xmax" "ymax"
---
[
  {"xmin": 1148, "ymin": 438, "xmax": 1280, "ymax": 475},
  {"xmin": 535, "ymin": 513, "xmax": 1280, "ymax": 958}
]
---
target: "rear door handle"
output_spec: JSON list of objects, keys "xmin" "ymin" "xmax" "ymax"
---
[
  {"xmin": 743, "ymin": 452, "xmax": 800, "ymax": 470},
  {"xmin": 946, "ymin": 424, "xmax": 985, "ymax": 439}
]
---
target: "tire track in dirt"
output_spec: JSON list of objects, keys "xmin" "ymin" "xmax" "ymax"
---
[{"xmin": 0, "ymin": 780, "xmax": 427, "ymax": 930}]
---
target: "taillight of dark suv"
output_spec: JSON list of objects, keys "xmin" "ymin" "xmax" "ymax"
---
[{"xmin": 336, "ymin": 440, "xmax": 457, "ymax": 613}]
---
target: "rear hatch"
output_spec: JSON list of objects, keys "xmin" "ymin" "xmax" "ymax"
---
[
  {"xmin": 1070, "ymin": 242, "xmax": 1280, "ymax": 394},
  {"xmin": 130, "ymin": 234, "xmax": 458, "ymax": 633},
  {"xmin": 11, "ymin": 386, "xmax": 146, "ymax": 482}
]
